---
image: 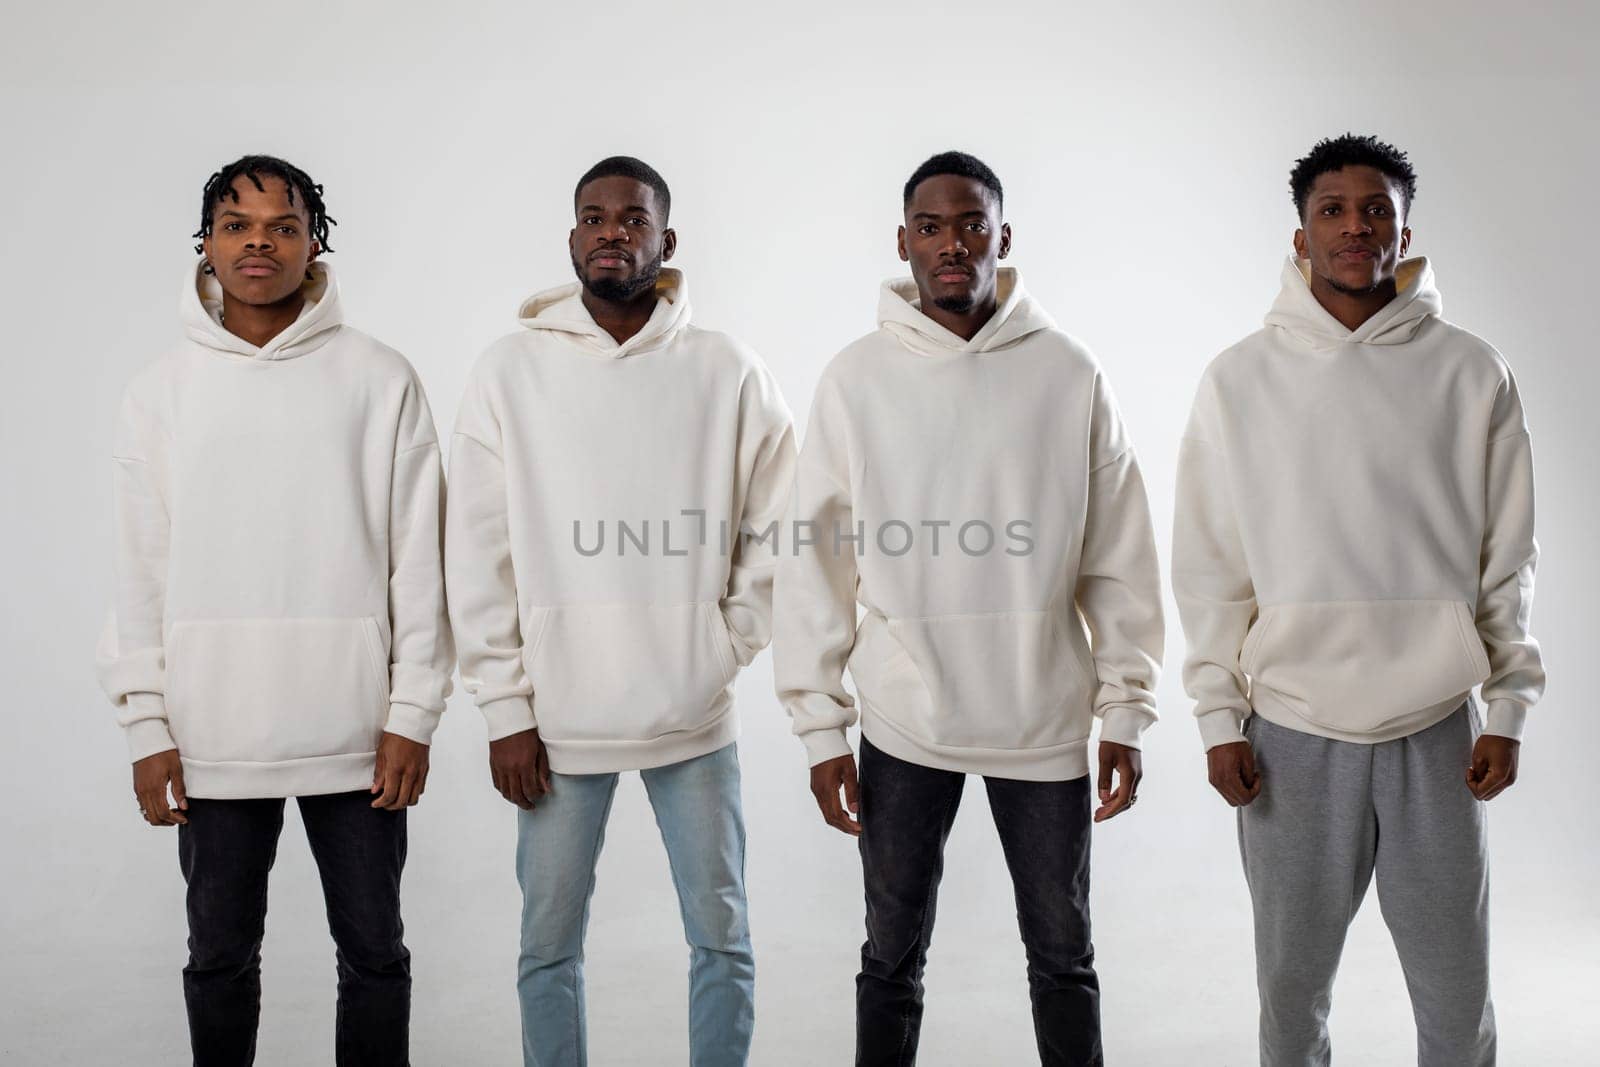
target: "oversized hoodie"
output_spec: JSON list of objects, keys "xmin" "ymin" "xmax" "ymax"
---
[
  {"xmin": 1173, "ymin": 257, "xmax": 1545, "ymax": 750},
  {"xmin": 446, "ymin": 268, "xmax": 796, "ymax": 774},
  {"xmin": 773, "ymin": 268, "xmax": 1164, "ymax": 781},
  {"xmin": 96, "ymin": 260, "xmax": 455, "ymax": 798}
]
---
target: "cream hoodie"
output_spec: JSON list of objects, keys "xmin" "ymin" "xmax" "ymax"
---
[
  {"xmin": 774, "ymin": 268, "xmax": 1164, "ymax": 781},
  {"xmin": 1174, "ymin": 257, "xmax": 1544, "ymax": 750},
  {"xmin": 97, "ymin": 260, "xmax": 454, "ymax": 798},
  {"xmin": 446, "ymin": 269, "xmax": 796, "ymax": 773}
]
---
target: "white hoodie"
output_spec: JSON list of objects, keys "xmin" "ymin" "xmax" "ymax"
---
[
  {"xmin": 445, "ymin": 269, "xmax": 796, "ymax": 774},
  {"xmin": 774, "ymin": 268, "xmax": 1164, "ymax": 781},
  {"xmin": 1173, "ymin": 257, "xmax": 1545, "ymax": 750},
  {"xmin": 97, "ymin": 260, "xmax": 454, "ymax": 798}
]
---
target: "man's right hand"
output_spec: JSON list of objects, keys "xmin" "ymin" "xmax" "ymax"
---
[
  {"xmin": 133, "ymin": 749, "xmax": 188, "ymax": 827},
  {"xmin": 489, "ymin": 728, "xmax": 551, "ymax": 810},
  {"xmin": 810, "ymin": 754, "xmax": 861, "ymax": 836},
  {"xmin": 1207, "ymin": 741, "xmax": 1262, "ymax": 807}
]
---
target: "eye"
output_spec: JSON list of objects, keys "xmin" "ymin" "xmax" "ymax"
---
[
  {"xmin": 275, "ymin": 225, "xmax": 298, "ymax": 235},
  {"xmin": 967, "ymin": 221, "xmax": 988, "ymax": 233},
  {"xmin": 626, "ymin": 216, "xmax": 647, "ymax": 227},
  {"xmin": 1321, "ymin": 205, "xmax": 1340, "ymax": 215},
  {"xmin": 918, "ymin": 224, "xmax": 938, "ymax": 236},
  {"xmin": 224, "ymin": 222, "xmax": 244, "ymax": 231},
  {"xmin": 582, "ymin": 215, "xmax": 601, "ymax": 225},
  {"xmin": 1368, "ymin": 205, "xmax": 1389, "ymax": 216}
]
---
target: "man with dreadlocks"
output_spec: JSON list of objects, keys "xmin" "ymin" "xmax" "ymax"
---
[
  {"xmin": 97, "ymin": 154, "xmax": 454, "ymax": 1066},
  {"xmin": 446, "ymin": 156, "xmax": 794, "ymax": 1066},
  {"xmin": 1172, "ymin": 134, "xmax": 1544, "ymax": 1065}
]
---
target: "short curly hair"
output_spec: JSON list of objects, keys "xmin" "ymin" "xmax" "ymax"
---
[
  {"xmin": 904, "ymin": 151, "xmax": 1003, "ymax": 211},
  {"xmin": 1290, "ymin": 134, "xmax": 1417, "ymax": 220}
]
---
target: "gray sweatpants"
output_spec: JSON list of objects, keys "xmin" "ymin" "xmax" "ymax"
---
[{"xmin": 1238, "ymin": 704, "xmax": 1495, "ymax": 1067}]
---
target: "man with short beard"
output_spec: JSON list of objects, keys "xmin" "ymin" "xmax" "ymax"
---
[
  {"xmin": 97, "ymin": 155, "xmax": 453, "ymax": 1066},
  {"xmin": 1172, "ymin": 134, "xmax": 1545, "ymax": 1065},
  {"xmin": 774, "ymin": 151, "xmax": 1163, "ymax": 1066},
  {"xmin": 446, "ymin": 156, "xmax": 795, "ymax": 1067}
]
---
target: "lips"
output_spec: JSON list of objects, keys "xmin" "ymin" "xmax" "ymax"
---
[
  {"xmin": 1335, "ymin": 245, "xmax": 1375, "ymax": 260},
  {"xmin": 235, "ymin": 257, "xmax": 280, "ymax": 276},
  {"xmin": 589, "ymin": 249, "xmax": 631, "ymax": 264},
  {"xmin": 934, "ymin": 265, "xmax": 972, "ymax": 281}
]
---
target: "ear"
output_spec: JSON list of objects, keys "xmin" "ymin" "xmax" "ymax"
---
[
  {"xmin": 1292, "ymin": 228, "xmax": 1308, "ymax": 260},
  {"xmin": 568, "ymin": 227, "xmax": 578, "ymax": 259},
  {"xmin": 1399, "ymin": 225, "xmax": 1411, "ymax": 257},
  {"xmin": 998, "ymin": 222, "xmax": 1012, "ymax": 260},
  {"xmin": 201, "ymin": 234, "xmax": 214, "ymax": 265},
  {"xmin": 661, "ymin": 228, "xmax": 677, "ymax": 262},
  {"xmin": 897, "ymin": 225, "xmax": 909, "ymax": 263},
  {"xmin": 306, "ymin": 240, "xmax": 321, "ymax": 264}
]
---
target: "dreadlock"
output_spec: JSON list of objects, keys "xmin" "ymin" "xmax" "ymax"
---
[{"xmin": 193, "ymin": 154, "xmax": 337, "ymax": 255}]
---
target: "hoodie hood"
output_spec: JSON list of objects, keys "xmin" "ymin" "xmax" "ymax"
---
[
  {"xmin": 1265, "ymin": 255, "xmax": 1441, "ymax": 348},
  {"xmin": 878, "ymin": 267, "xmax": 1056, "ymax": 356},
  {"xmin": 517, "ymin": 267, "xmax": 692, "ymax": 358},
  {"xmin": 182, "ymin": 257, "xmax": 343, "ymax": 361}
]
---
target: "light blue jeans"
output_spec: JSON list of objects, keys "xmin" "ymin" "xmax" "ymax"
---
[{"xmin": 515, "ymin": 742, "xmax": 754, "ymax": 1067}]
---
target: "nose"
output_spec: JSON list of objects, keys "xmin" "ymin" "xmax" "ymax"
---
[
  {"xmin": 244, "ymin": 230, "xmax": 275, "ymax": 251},
  {"xmin": 938, "ymin": 233, "xmax": 969, "ymax": 260},
  {"xmin": 598, "ymin": 219, "xmax": 629, "ymax": 244},
  {"xmin": 1340, "ymin": 214, "xmax": 1372, "ymax": 237}
]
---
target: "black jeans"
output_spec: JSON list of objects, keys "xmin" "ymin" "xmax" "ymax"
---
[
  {"xmin": 177, "ymin": 790, "xmax": 410, "ymax": 1067},
  {"xmin": 856, "ymin": 738, "xmax": 1101, "ymax": 1067}
]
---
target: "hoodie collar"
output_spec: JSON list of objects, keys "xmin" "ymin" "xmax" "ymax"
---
[
  {"xmin": 516, "ymin": 267, "xmax": 691, "ymax": 358},
  {"xmin": 182, "ymin": 257, "xmax": 343, "ymax": 361},
  {"xmin": 1264, "ymin": 255, "xmax": 1441, "ymax": 348},
  {"xmin": 877, "ymin": 267, "xmax": 1054, "ymax": 356}
]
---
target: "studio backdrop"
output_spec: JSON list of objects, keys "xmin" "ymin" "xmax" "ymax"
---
[{"xmin": 1, "ymin": 1, "xmax": 1595, "ymax": 1064}]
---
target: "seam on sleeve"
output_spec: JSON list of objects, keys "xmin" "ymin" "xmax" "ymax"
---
[
  {"xmin": 1487, "ymin": 428, "xmax": 1530, "ymax": 446},
  {"xmin": 452, "ymin": 428, "xmax": 503, "ymax": 458},
  {"xmin": 1088, "ymin": 445, "xmax": 1132, "ymax": 475}
]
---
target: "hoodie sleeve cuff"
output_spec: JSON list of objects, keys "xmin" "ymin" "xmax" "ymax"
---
[
  {"xmin": 125, "ymin": 714, "xmax": 178, "ymax": 764},
  {"xmin": 801, "ymin": 727, "xmax": 853, "ymax": 768},
  {"xmin": 384, "ymin": 702, "xmax": 442, "ymax": 746},
  {"xmin": 1483, "ymin": 699, "xmax": 1527, "ymax": 741},
  {"xmin": 481, "ymin": 695, "xmax": 538, "ymax": 742},
  {"xmin": 1196, "ymin": 707, "xmax": 1248, "ymax": 752},
  {"xmin": 1097, "ymin": 705, "xmax": 1154, "ymax": 749}
]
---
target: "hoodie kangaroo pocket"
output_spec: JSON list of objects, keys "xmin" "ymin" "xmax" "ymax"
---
[
  {"xmin": 1245, "ymin": 599, "xmax": 1491, "ymax": 733},
  {"xmin": 525, "ymin": 601, "xmax": 736, "ymax": 743},
  {"xmin": 166, "ymin": 617, "xmax": 390, "ymax": 764},
  {"xmin": 849, "ymin": 610, "xmax": 1093, "ymax": 750}
]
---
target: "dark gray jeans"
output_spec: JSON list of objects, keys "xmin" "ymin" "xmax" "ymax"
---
[
  {"xmin": 178, "ymin": 790, "xmax": 410, "ymax": 1067},
  {"xmin": 855, "ymin": 737, "xmax": 1101, "ymax": 1066}
]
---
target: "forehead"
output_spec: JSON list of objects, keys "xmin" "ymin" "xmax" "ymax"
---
[
  {"xmin": 215, "ymin": 173, "xmax": 307, "ymax": 218},
  {"xmin": 575, "ymin": 175, "xmax": 660, "ymax": 214},
  {"xmin": 1308, "ymin": 164, "xmax": 1402, "ymax": 202},
  {"xmin": 906, "ymin": 174, "xmax": 999, "ymax": 217}
]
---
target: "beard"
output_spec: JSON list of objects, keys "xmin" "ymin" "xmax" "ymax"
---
[
  {"xmin": 1324, "ymin": 276, "xmax": 1385, "ymax": 296},
  {"xmin": 932, "ymin": 293, "xmax": 976, "ymax": 313},
  {"xmin": 572, "ymin": 250, "xmax": 663, "ymax": 302}
]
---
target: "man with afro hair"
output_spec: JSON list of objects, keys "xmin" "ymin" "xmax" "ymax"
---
[{"xmin": 1173, "ymin": 134, "xmax": 1544, "ymax": 1065}]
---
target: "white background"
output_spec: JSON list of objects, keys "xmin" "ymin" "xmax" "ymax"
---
[{"xmin": 2, "ymin": 2, "xmax": 1596, "ymax": 1064}]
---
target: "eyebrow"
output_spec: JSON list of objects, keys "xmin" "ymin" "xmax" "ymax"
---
[
  {"xmin": 911, "ymin": 210, "xmax": 989, "ymax": 220},
  {"xmin": 216, "ymin": 209, "xmax": 304, "ymax": 222},
  {"xmin": 578, "ymin": 204, "xmax": 653, "ymax": 215}
]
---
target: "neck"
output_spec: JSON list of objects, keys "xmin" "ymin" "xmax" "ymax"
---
[
  {"xmin": 220, "ymin": 288, "xmax": 307, "ymax": 349},
  {"xmin": 921, "ymin": 288, "xmax": 998, "ymax": 342},
  {"xmin": 1308, "ymin": 271, "xmax": 1398, "ymax": 333},
  {"xmin": 581, "ymin": 287, "xmax": 657, "ymax": 345}
]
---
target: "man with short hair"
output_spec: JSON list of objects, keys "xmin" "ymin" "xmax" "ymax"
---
[
  {"xmin": 775, "ymin": 150, "xmax": 1163, "ymax": 1066},
  {"xmin": 446, "ymin": 156, "xmax": 795, "ymax": 1067},
  {"xmin": 1172, "ymin": 134, "xmax": 1544, "ymax": 1065},
  {"xmin": 98, "ymin": 154, "xmax": 454, "ymax": 1066}
]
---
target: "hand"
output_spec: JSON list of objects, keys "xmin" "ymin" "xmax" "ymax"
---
[
  {"xmin": 810, "ymin": 754, "xmax": 861, "ymax": 836},
  {"xmin": 489, "ymin": 728, "xmax": 551, "ymax": 810},
  {"xmin": 1207, "ymin": 741, "xmax": 1262, "ymax": 807},
  {"xmin": 132, "ymin": 749, "xmax": 188, "ymax": 827},
  {"xmin": 1466, "ymin": 735, "xmax": 1520, "ymax": 801},
  {"xmin": 371, "ymin": 732, "xmax": 430, "ymax": 810},
  {"xmin": 1095, "ymin": 741, "xmax": 1142, "ymax": 822}
]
